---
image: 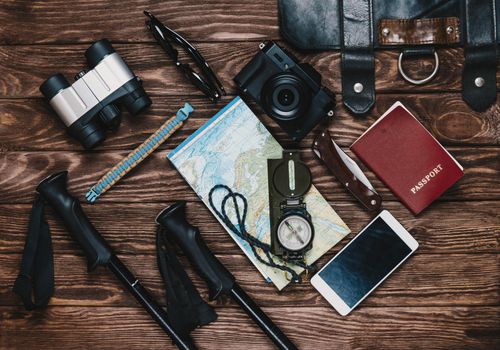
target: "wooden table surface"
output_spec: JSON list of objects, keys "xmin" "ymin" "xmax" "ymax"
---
[{"xmin": 0, "ymin": 1, "xmax": 499, "ymax": 349}]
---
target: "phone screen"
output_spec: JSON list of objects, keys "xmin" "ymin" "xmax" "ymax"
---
[{"xmin": 318, "ymin": 217, "xmax": 412, "ymax": 308}]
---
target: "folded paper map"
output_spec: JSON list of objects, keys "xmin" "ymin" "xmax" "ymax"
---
[{"xmin": 168, "ymin": 97, "xmax": 350, "ymax": 290}]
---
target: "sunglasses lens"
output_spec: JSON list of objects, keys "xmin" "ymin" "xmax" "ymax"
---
[
  {"xmin": 151, "ymin": 29, "xmax": 179, "ymax": 60},
  {"xmin": 145, "ymin": 12, "xmax": 223, "ymax": 102},
  {"xmin": 180, "ymin": 64, "xmax": 218, "ymax": 100}
]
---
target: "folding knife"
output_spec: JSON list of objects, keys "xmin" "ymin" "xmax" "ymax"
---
[{"xmin": 313, "ymin": 130, "xmax": 382, "ymax": 211}]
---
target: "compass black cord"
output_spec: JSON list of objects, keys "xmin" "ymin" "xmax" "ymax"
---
[{"xmin": 208, "ymin": 184, "xmax": 314, "ymax": 283}]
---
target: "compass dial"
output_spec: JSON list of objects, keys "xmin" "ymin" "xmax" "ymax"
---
[{"xmin": 277, "ymin": 215, "xmax": 313, "ymax": 251}]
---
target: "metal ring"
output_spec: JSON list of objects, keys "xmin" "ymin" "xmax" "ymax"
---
[{"xmin": 398, "ymin": 51, "xmax": 439, "ymax": 85}]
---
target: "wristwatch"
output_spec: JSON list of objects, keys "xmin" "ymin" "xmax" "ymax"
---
[{"xmin": 268, "ymin": 151, "xmax": 314, "ymax": 261}]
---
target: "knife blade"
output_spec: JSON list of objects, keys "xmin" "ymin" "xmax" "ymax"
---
[{"xmin": 313, "ymin": 130, "xmax": 382, "ymax": 211}]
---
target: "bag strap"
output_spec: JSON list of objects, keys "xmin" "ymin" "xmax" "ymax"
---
[
  {"xmin": 12, "ymin": 195, "xmax": 54, "ymax": 310},
  {"xmin": 340, "ymin": 0, "xmax": 375, "ymax": 115},
  {"xmin": 156, "ymin": 227, "xmax": 217, "ymax": 337},
  {"xmin": 462, "ymin": 0, "xmax": 498, "ymax": 111},
  {"xmin": 378, "ymin": 17, "xmax": 461, "ymax": 46}
]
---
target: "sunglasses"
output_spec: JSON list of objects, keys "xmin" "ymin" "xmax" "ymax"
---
[{"xmin": 144, "ymin": 11, "xmax": 226, "ymax": 102}]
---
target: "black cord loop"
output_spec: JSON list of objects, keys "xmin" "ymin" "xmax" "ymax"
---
[{"xmin": 208, "ymin": 184, "xmax": 314, "ymax": 283}]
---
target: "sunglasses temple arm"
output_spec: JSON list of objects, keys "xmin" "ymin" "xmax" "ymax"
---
[
  {"xmin": 144, "ymin": 10, "xmax": 226, "ymax": 98},
  {"xmin": 204, "ymin": 62, "xmax": 226, "ymax": 96},
  {"xmin": 189, "ymin": 48, "xmax": 226, "ymax": 95}
]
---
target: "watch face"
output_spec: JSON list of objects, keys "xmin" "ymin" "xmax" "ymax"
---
[{"xmin": 277, "ymin": 214, "xmax": 313, "ymax": 251}]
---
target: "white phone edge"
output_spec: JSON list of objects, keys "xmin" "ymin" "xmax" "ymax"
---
[{"xmin": 310, "ymin": 210, "xmax": 419, "ymax": 316}]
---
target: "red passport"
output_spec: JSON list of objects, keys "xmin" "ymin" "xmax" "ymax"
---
[{"xmin": 351, "ymin": 102, "xmax": 464, "ymax": 215}]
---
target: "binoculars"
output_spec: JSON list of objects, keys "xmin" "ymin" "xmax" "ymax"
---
[{"xmin": 40, "ymin": 39, "xmax": 151, "ymax": 149}]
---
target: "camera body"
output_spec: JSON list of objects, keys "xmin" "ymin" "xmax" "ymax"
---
[
  {"xmin": 40, "ymin": 39, "xmax": 151, "ymax": 149},
  {"xmin": 234, "ymin": 41, "xmax": 335, "ymax": 141}
]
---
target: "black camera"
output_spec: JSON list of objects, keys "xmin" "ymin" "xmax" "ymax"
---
[
  {"xmin": 40, "ymin": 39, "xmax": 151, "ymax": 149},
  {"xmin": 234, "ymin": 41, "xmax": 335, "ymax": 141}
]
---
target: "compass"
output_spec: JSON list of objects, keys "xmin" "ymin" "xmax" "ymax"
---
[
  {"xmin": 268, "ymin": 151, "xmax": 314, "ymax": 261},
  {"xmin": 277, "ymin": 215, "xmax": 313, "ymax": 252}
]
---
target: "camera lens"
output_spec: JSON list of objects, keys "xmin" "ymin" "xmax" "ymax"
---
[
  {"xmin": 272, "ymin": 85, "xmax": 300, "ymax": 113},
  {"xmin": 262, "ymin": 73, "xmax": 309, "ymax": 121},
  {"xmin": 85, "ymin": 39, "xmax": 116, "ymax": 68},
  {"xmin": 39, "ymin": 74, "xmax": 70, "ymax": 100},
  {"xmin": 277, "ymin": 89, "xmax": 295, "ymax": 106}
]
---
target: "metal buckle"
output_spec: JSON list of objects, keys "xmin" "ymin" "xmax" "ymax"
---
[{"xmin": 398, "ymin": 51, "xmax": 439, "ymax": 85}]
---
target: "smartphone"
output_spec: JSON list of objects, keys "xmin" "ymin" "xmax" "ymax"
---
[{"xmin": 311, "ymin": 210, "xmax": 418, "ymax": 315}]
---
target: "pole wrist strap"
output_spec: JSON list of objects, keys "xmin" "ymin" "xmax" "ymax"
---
[{"xmin": 13, "ymin": 195, "xmax": 55, "ymax": 310}]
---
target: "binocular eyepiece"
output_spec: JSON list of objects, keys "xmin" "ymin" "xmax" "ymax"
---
[{"xmin": 40, "ymin": 39, "xmax": 152, "ymax": 149}]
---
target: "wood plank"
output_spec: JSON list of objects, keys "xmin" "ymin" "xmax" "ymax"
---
[
  {"xmin": 0, "ymin": 0, "xmax": 279, "ymax": 44},
  {"xmin": 1, "ymin": 201, "xmax": 498, "ymax": 255},
  {"xmin": 1, "ymin": 306, "xmax": 498, "ymax": 349},
  {"xmin": 1, "ymin": 93, "xmax": 498, "ymax": 152},
  {"xmin": 1, "ymin": 1, "xmax": 498, "ymax": 349},
  {"xmin": 0, "ymin": 147, "xmax": 498, "ymax": 204},
  {"xmin": 1, "ymin": 44, "xmax": 499, "ymax": 99},
  {"xmin": 1, "ymin": 252, "xmax": 498, "ymax": 308}
]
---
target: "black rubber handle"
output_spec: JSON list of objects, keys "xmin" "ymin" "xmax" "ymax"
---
[
  {"xmin": 156, "ymin": 201, "xmax": 235, "ymax": 300},
  {"xmin": 36, "ymin": 171, "xmax": 112, "ymax": 271}
]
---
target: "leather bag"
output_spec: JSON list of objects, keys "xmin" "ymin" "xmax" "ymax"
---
[{"xmin": 278, "ymin": 0, "xmax": 499, "ymax": 115}]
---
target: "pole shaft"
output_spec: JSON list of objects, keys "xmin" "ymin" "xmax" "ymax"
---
[
  {"xmin": 229, "ymin": 283, "xmax": 298, "ymax": 350},
  {"xmin": 108, "ymin": 255, "xmax": 197, "ymax": 350}
]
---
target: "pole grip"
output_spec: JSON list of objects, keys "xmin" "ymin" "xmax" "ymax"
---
[
  {"xmin": 156, "ymin": 201, "xmax": 235, "ymax": 300},
  {"xmin": 36, "ymin": 171, "xmax": 113, "ymax": 271},
  {"xmin": 36, "ymin": 172, "xmax": 197, "ymax": 349}
]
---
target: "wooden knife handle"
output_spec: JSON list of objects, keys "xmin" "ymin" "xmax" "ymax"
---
[{"xmin": 313, "ymin": 130, "xmax": 382, "ymax": 212}]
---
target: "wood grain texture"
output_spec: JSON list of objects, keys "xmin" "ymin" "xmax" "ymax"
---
[
  {"xmin": 1, "ymin": 306, "xmax": 499, "ymax": 350},
  {"xmin": 1, "ymin": 201, "xmax": 498, "ymax": 255},
  {"xmin": 0, "ymin": 147, "xmax": 498, "ymax": 204},
  {"xmin": 0, "ymin": 1, "xmax": 499, "ymax": 349},
  {"xmin": 1, "ymin": 253, "xmax": 498, "ymax": 308},
  {"xmin": 1, "ymin": 93, "xmax": 499, "ymax": 152},
  {"xmin": 0, "ymin": 1, "xmax": 279, "ymax": 44},
  {"xmin": 1, "ymin": 44, "xmax": 500, "ymax": 99}
]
